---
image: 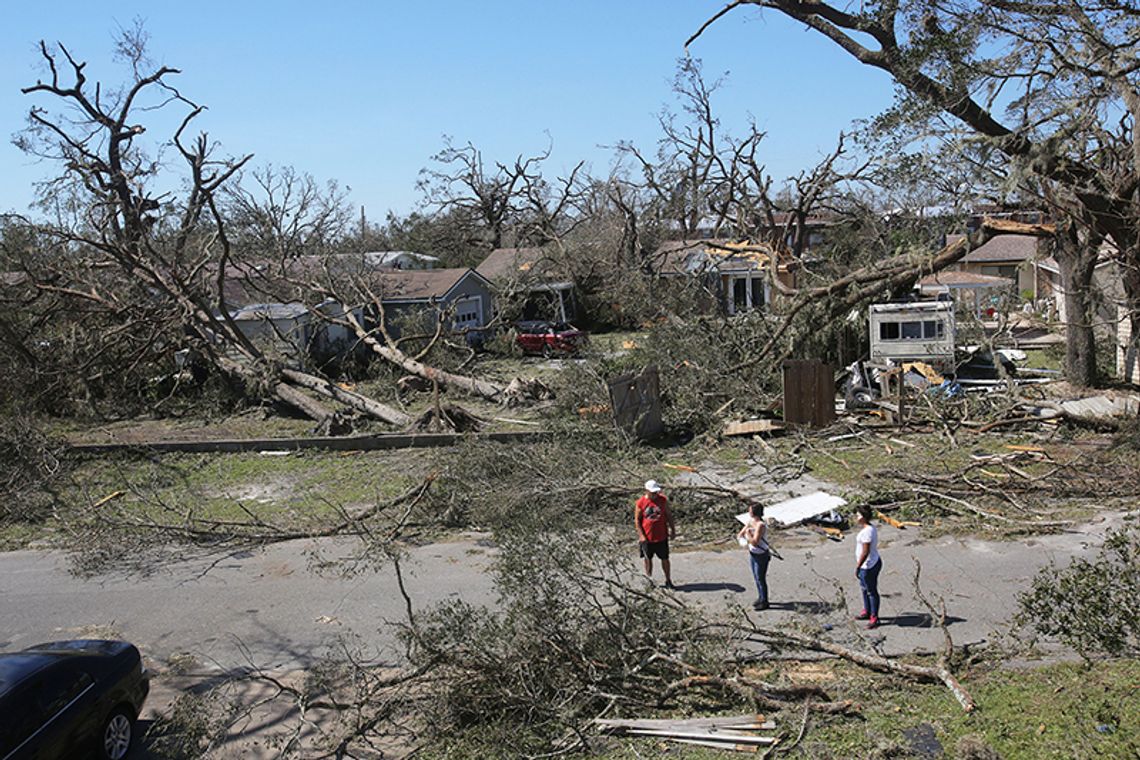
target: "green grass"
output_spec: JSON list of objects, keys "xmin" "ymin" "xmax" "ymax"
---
[
  {"xmin": 583, "ymin": 659, "xmax": 1140, "ymax": 760},
  {"xmin": 12, "ymin": 449, "xmax": 431, "ymax": 544},
  {"xmin": 804, "ymin": 659, "xmax": 1140, "ymax": 760}
]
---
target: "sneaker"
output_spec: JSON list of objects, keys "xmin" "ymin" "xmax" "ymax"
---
[
  {"xmin": 855, "ymin": 610, "xmax": 870, "ymax": 621},
  {"xmin": 751, "ymin": 599, "xmax": 768, "ymax": 610},
  {"xmin": 866, "ymin": 616, "xmax": 880, "ymax": 630},
  {"xmin": 664, "ymin": 581, "xmax": 676, "ymax": 590}
]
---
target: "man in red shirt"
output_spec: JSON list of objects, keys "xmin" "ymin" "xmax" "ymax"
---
[{"xmin": 636, "ymin": 479, "xmax": 676, "ymax": 589}]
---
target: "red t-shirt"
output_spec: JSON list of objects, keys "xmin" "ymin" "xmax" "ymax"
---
[{"xmin": 636, "ymin": 493, "xmax": 670, "ymax": 542}]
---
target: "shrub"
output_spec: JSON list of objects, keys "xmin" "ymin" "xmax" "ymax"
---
[{"xmin": 1017, "ymin": 521, "xmax": 1140, "ymax": 657}]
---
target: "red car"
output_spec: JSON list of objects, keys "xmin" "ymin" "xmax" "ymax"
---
[{"xmin": 515, "ymin": 321, "xmax": 589, "ymax": 357}]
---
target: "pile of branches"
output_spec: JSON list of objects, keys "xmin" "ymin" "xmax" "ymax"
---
[
  {"xmin": 869, "ymin": 446, "xmax": 1137, "ymax": 532},
  {"xmin": 0, "ymin": 415, "xmax": 69, "ymax": 527}
]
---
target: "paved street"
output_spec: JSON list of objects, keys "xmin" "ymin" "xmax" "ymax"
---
[{"xmin": 1, "ymin": 511, "xmax": 1122, "ymax": 674}]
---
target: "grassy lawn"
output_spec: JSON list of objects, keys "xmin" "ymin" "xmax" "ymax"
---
[
  {"xmin": 589, "ymin": 658, "xmax": 1139, "ymax": 759},
  {"xmin": 0, "ymin": 448, "xmax": 433, "ymax": 549}
]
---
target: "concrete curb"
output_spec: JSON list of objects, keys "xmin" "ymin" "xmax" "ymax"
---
[{"xmin": 69, "ymin": 430, "xmax": 559, "ymax": 454}]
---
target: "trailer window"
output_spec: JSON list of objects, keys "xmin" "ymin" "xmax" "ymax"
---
[
  {"xmin": 900, "ymin": 321, "xmax": 922, "ymax": 339},
  {"xmin": 923, "ymin": 320, "xmax": 944, "ymax": 339},
  {"xmin": 879, "ymin": 322, "xmax": 900, "ymax": 340}
]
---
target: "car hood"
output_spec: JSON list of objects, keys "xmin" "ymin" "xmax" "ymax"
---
[{"xmin": 23, "ymin": 640, "xmax": 134, "ymax": 657}]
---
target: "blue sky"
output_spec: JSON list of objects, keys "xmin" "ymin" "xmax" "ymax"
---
[{"xmin": 1, "ymin": 1, "xmax": 898, "ymax": 221}]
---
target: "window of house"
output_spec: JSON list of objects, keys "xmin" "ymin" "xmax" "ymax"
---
[
  {"xmin": 750, "ymin": 278, "xmax": 766, "ymax": 309},
  {"xmin": 733, "ymin": 278, "xmax": 749, "ymax": 311},
  {"xmin": 981, "ymin": 264, "xmax": 1018, "ymax": 281}
]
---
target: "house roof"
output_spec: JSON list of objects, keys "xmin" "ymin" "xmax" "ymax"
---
[
  {"xmin": 360, "ymin": 251, "xmax": 439, "ymax": 269},
  {"xmin": 918, "ymin": 271, "xmax": 1015, "ymax": 290},
  {"xmin": 947, "ymin": 234, "xmax": 1041, "ymax": 263},
  {"xmin": 368, "ymin": 267, "xmax": 490, "ymax": 302},
  {"xmin": 654, "ymin": 239, "xmax": 781, "ymax": 275},
  {"xmin": 476, "ymin": 247, "xmax": 560, "ymax": 281},
  {"xmin": 231, "ymin": 302, "xmax": 310, "ymax": 321}
]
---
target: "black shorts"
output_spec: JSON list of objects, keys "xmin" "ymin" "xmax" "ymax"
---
[{"xmin": 640, "ymin": 540, "xmax": 669, "ymax": 560}]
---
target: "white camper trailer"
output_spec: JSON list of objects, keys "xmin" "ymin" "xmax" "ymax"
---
[{"xmin": 869, "ymin": 301, "xmax": 956, "ymax": 369}]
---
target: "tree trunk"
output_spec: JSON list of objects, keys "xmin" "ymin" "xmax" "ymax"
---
[
  {"xmin": 280, "ymin": 368, "xmax": 412, "ymax": 427},
  {"xmin": 1056, "ymin": 226, "xmax": 1100, "ymax": 387},
  {"xmin": 340, "ymin": 311, "xmax": 508, "ymax": 402},
  {"xmin": 273, "ymin": 381, "xmax": 333, "ymax": 423}
]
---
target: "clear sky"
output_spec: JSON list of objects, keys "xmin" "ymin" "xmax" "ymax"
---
[{"xmin": 0, "ymin": 1, "xmax": 898, "ymax": 221}]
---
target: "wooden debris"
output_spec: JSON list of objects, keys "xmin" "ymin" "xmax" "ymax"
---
[
  {"xmin": 626, "ymin": 728, "xmax": 776, "ymax": 746},
  {"xmin": 596, "ymin": 715, "xmax": 774, "ymax": 732},
  {"xmin": 663, "ymin": 463, "xmax": 697, "ymax": 472},
  {"xmin": 596, "ymin": 714, "xmax": 779, "ymax": 753},
  {"xmin": 93, "ymin": 490, "xmax": 126, "ymax": 508},
  {"xmin": 877, "ymin": 512, "xmax": 906, "ymax": 529},
  {"xmin": 667, "ymin": 737, "xmax": 761, "ymax": 752},
  {"xmin": 724, "ymin": 419, "xmax": 785, "ymax": 437}
]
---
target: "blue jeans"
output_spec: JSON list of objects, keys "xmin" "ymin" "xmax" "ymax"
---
[
  {"xmin": 749, "ymin": 550, "xmax": 770, "ymax": 604},
  {"xmin": 858, "ymin": 558, "xmax": 882, "ymax": 617}
]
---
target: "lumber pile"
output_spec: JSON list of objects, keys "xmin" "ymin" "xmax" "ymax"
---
[{"xmin": 595, "ymin": 714, "xmax": 778, "ymax": 753}]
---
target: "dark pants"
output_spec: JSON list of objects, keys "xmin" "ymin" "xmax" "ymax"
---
[
  {"xmin": 749, "ymin": 550, "xmax": 770, "ymax": 604},
  {"xmin": 858, "ymin": 558, "xmax": 882, "ymax": 617}
]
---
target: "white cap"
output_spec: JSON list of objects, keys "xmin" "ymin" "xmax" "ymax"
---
[{"xmin": 644, "ymin": 479, "xmax": 662, "ymax": 493}]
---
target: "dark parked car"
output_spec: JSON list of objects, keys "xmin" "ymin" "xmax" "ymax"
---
[
  {"xmin": 0, "ymin": 640, "xmax": 149, "ymax": 760},
  {"xmin": 515, "ymin": 320, "xmax": 589, "ymax": 357}
]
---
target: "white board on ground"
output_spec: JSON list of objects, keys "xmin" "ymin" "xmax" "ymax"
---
[{"xmin": 762, "ymin": 491, "xmax": 848, "ymax": 527}]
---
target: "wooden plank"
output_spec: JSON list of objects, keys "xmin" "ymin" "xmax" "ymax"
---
[
  {"xmin": 667, "ymin": 737, "xmax": 761, "ymax": 753},
  {"xmin": 724, "ymin": 419, "xmax": 785, "ymax": 437},
  {"xmin": 625, "ymin": 728, "xmax": 777, "ymax": 745},
  {"xmin": 596, "ymin": 715, "xmax": 775, "ymax": 731}
]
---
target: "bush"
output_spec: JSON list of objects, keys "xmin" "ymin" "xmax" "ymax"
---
[{"xmin": 1017, "ymin": 520, "xmax": 1140, "ymax": 657}]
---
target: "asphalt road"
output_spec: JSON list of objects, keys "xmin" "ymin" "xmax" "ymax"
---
[{"xmin": 0, "ymin": 512, "xmax": 1121, "ymax": 674}]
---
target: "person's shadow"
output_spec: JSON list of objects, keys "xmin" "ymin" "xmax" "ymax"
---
[
  {"xmin": 763, "ymin": 601, "xmax": 837, "ymax": 614},
  {"xmin": 890, "ymin": 611, "xmax": 967, "ymax": 628},
  {"xmin": 672, "ymin": 581, "xmax": 746, "ymax": 593}
]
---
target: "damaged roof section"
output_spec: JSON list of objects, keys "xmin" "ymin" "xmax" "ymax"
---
[{"xmin": 653, "ymin": 239, "xmax": 790, "ymax": 276}]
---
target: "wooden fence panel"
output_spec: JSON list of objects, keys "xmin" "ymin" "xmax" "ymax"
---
[
  {"xmin": 782, "ymin": 359, "xmax": 836, "ymax": 428},
  {"xmin": 608, "ymin": 365, "xmax": 664, "ymax": 440}
]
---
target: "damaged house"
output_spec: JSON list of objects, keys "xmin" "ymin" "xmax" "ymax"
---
[
  {"xmin": 216, "ymin": 257, "xmax": 494, "ymax": 367},
  {"xmin": 476, "ymin": 246, "xmax": 578, "ymax": 323},
  {"xmin": 652, "ymin": 239, "xmax": 796, "ymax": 315}
]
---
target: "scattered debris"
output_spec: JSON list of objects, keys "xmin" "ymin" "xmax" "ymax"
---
[
  {"xmin": 764, "ymin": 491, "xmax": 848, "ymax": 528},
  {"xmin": 724, "ymin": 419, "xmax": 785, "ymax": 437},
  {"xmin": 596, "ymin": 714, "xmax": 779, "ymax": 753},
  {"xmin": 1022, "ymin": 395, "xmax": 1140, "ymax": 427},
  {"xmin": 408, "ymin": 403, "xmax": 484, "ymax": 433},
  {"xmin": 503, "ymin": 376, "xmax": 555, "ymax": 406},
  {"xmin": 92, "ymin": 491, "xmax": 126, "ymax": 508}
]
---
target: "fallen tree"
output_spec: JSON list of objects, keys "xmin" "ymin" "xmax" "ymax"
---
[{"xmin": 15, "ymin": 35, "xmax": 517, "ymax": 429}]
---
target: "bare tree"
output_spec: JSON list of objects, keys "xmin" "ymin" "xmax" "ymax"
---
[{"xmin": 690, "ymin": 0, "xmax": 1140, "ymax": 386}]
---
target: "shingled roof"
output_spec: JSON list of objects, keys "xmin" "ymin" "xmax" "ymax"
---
[
  {"xmin": 918, "ymin": 270, "xmax": 1015, "ymax": 289},
  {"xmin": 947, "ymin": 234, "xmax": 1043, "ymax": 263},
  {"xmin": 367, "ymin": 268, "xmax": 489, "ymax": 301},
  {"xmin": 476, "ymin": 247, "xmax": 561, "ymax": 281}
]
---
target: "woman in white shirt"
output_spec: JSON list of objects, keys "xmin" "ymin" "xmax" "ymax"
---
[
  {"xmin": 738, "ymin": 502, "xmax": 771, "ymax": 611},
  {"xmin": 853, "ymin": 505, "xmax": 882, "ymax": 629}
]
